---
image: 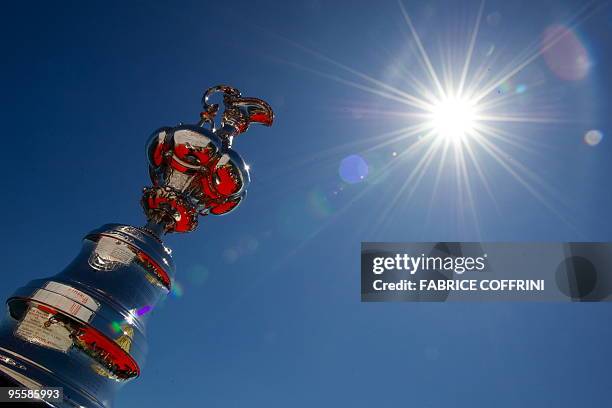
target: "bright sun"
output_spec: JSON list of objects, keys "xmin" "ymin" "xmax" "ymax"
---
[{"xmin": 430, "ymin": 97, "xmax": 478, "ymax": 142}]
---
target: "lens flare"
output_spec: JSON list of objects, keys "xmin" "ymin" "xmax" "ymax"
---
[
  {"xmin": 136, "ymin": 305, "xmax": 153, "ymax": 316},
  {"xmin": 584, "ymin": 129, "xmax": 603, "ymax": 146},
  {"xmin": 170, "ymin": 281, "xmax": 184, "ymax": 298},
  {"xmin": 542, "ymin": 24, "xmax": 590, "ymax": 81},
  {"xmin": 307, "ymin": 189, "xmax": 334, "ymax": 218},
  {"xmin": 339, "ymin": 154, "xmax": 369, "ymax": 183},
  {"xmin": 187, "ymin": 265, "xmax": 210, "ymax": 286}
]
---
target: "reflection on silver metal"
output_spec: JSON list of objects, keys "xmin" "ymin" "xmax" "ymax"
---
[
  {"xmin": 0, "ymin": 85, "xmax": 274, "ymax": 407},
  {"xmin": 143, "ymin": 85, "xmax": 274, "ymax": 233}
]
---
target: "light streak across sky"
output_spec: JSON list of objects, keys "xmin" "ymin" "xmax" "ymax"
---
[{"xmin": 265, "ymin": 0, "xmax": 605, "ymax": 237}]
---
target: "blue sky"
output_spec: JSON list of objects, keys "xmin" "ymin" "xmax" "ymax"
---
[{"xmin": 1, "ymin": 0, "xmax": 612, "ymax": 406}]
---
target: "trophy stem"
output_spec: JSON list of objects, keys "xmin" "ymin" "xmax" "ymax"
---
[{"xmin": 143, "ymin": 221, "xmax": 167, "ymax": 239}]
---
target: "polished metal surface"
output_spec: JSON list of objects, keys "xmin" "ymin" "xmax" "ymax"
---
[
  {"xmin": 143, "ymin": 85, "xmax": 274, "ymax": 233},
  {"xmin": 0, "ymin": 85, "xmax": 274, "ymax": 407}
]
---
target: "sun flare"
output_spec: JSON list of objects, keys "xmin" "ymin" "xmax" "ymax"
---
[
  {"xmin": 279, "ymin": 0, "xmax": 597, "ymax": 234},
  {"xmin": 429, "ymin": 96, "xmax": 478, "ymax": 143}
]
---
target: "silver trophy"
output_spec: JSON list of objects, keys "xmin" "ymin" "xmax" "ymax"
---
[{"xmin": 0, "ymin": 85, "xmax": 274, "ymax": 407}]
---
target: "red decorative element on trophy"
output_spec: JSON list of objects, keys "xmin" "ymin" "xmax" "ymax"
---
[
  {"xmin": 210, "ymin": 197, "xmax": 241, "ymax": 215},
  {"xmin": 135, "ymin": 251, "xmax": 171, "ymax": 289},
  {"xmin": 37, "ymin": 304, "xmax": 57, "ymax": 315},
  {"xmin": 173, "ymin": 142, "xmax": 216, "ymax": 167},
  {"xmin": 141, "ymin": 85, "xmax": 274, "ymax": 234},
  {"xmin": 152, "ymin": 143, "xmax": 165, "ymax": 167},
  {"xmin": 72, "ymin": 326, "xmax": 140, "ymax": 380},
  {"xmin": 32, "ymin": 303, "xmax": 140, "ymax": 380},
  {"xmin": 200, "ymin": 158, "xmax": 243, "ymax": 199},
  {"xmin": 142, "ymin": 187, "xmax": 199, "ymax": 233}
]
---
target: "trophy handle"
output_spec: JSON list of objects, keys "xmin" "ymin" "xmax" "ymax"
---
[
  {"xmin": 225, "ymin": 96, "xmax": 275, "ymax": 129},
  {"xmin": 200, "ymin": 85, "xmax": 274, "ymax": 146}
]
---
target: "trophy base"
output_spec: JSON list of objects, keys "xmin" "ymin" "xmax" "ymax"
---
[
  {"xmin": 0, "ymin": 224, "xmax": 175, "ymax": 408},
  {"xmin": 0, "ymin": 372, "xmax": 48, "ymax": 407},
  {"xmin": 0, "ymin": 344, "xmax": 108, "ymax": 408}
]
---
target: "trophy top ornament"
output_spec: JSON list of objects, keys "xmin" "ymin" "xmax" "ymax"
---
[{"xmin": 142, "ymin": 85, "xmax": 274, "ymax": 234}]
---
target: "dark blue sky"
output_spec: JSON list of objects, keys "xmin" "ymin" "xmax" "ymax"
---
[{"xmin": 1, "ymin": 0, "xmax": 612, "ymax": 406}]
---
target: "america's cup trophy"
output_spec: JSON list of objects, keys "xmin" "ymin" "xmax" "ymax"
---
[{"xmin": 0, "ymin": 85, "xmax": 274, "ymax": 407}]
